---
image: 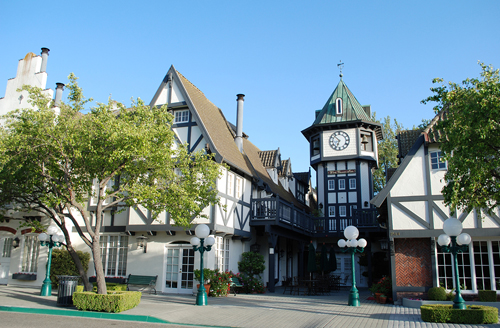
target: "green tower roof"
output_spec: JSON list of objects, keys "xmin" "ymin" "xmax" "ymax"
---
[{"xmin": 313, "ymin": 78, "xmax": 371, "ymax": 125}]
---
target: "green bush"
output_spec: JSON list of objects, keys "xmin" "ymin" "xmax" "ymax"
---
[
  {"xmin": 478, "ymin": 290, "xmax": 497, "ymax": 302},
  {"xmin": 427, "ymin": 287, "xmax": 447, "ymax": 301},
  {"xmin": 91, "ymin": 283, "xmax": 127, "ymax": 292},
  {"xmin": 421, "ymin": 304, "xmax": 498, "ymax": 324},
  {"xmin": 73, "ymin": 291, "xmax": 141, "ymax": 313},
  {"xmin": 50, "ymin": 249, "xmax": 90, "ymax": 287}
]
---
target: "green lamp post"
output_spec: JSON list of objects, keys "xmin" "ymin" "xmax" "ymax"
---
[
  {"xmin": 190, "ymin": 224, "xmax": 215, "ymax": 306},
  {"xmin": 39, "ymin": 225, "xmax": 64, "ymax": 296},
  {"xmin": 437, "ymin": 218, "xmax": 471, "ymax": 310},
  {"xmin": 338, "ymin": 225, "xmax": 367, "ymax": 307}
]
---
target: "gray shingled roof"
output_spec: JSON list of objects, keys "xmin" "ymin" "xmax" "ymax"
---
[{"xmin": 397, "ymin": 129, "xmax": 423, "ymax": 163}]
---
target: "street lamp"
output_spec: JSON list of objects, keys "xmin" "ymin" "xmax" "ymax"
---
[
  {"xmin": 39, "ymin": 225, "xmax": 64, "ymax": 296},
  {"xmin": 437, "ymin": 218, "xmax": 471, "ymax": 310},
  {"xmin": 338, "ymin": 225, "xmax": 367, "ymax": 307},
  {"xmin": 190, "ymin": 224, "xmax": 215, "ymax": 306}
]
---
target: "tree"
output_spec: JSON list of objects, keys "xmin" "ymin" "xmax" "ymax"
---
[
  {"xmin": 372, "ymin": 114, "xmax": 404, "ymax": 193},
  {"xmin": 422, "ymin": 63, "xmax": 500, "ymax": 215},
  {"xmin": 0, "ymin": 74, "xmax": 223, "ymax": 294}
]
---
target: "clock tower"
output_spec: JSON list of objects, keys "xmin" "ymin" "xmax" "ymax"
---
[{"xmin": 302, "ymin": 74, "xmax": 383, "ymax": 233}]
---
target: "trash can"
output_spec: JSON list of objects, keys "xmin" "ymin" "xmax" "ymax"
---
[{"xmin": 57, "ymin": 275, "xmax": 79, "ymax": 306}]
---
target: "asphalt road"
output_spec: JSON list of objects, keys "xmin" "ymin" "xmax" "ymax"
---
[{"xmin": 0, "ymin": 312, "xmax": 214, "ymax": 328}]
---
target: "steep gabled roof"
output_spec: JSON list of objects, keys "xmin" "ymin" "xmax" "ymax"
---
[
  {"xmin": 169, "ymin": 68, "xmax": 253, "ymax": 176},
  {"xmin": 258, "ymin": 149, "xmax": 281, "ymax": 169}
]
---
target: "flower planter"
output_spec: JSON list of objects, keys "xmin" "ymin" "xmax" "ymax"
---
[
  {"xmin": 12, "ymin": 273, "xmax": 37, "ymax": 280},
  {"xmin": 379, "ymin": 296, "xmax": 387, "ymax": 304},
  {"xmin": 375, "ymin": 292, "xmax": 382, "ymax": 303},
  {"xmin": 197, "ymin": 284, "xmax": 211, "ymax": 294}
]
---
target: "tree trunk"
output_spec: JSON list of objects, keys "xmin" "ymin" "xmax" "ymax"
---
[
  {"xmin": 65, "ymin": 243, "xmax": 93, "ymax": 291},
  {"xmin": 92, "ymin": 236, "xmax": 107, "ymax": 295}
]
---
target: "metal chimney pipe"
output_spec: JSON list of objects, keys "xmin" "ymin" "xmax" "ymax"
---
[
  {"xmin": 235, "ymin": 94, "xmax": 245, "ymax": 152},
  {"xmin": 54, "ymin": 83, "xmax": 65, "ymax": 107},
  {"xmin": 40, "ymin": 48, "xmax": 50, "ymax": 73}
]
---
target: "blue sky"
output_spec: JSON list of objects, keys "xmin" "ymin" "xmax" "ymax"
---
[{"xmin": 1, "ymin": 1, "xmax": 499, "ymax": 181}]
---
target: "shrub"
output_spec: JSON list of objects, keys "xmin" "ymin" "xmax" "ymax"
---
[
  {"xmin": 193, "ymin": 268, "xmax": 216, "ymax": 284},
  {"xmin": 421, "ymin": 304, "xmax": 498, "ymax": 324},
  {"xmin": 478, "ymin": 290, "xmax": 497, "ymax": 302},
  {"xmin": 369, "ymin": 276, "xmax": 392, "ymax": 296},
  {"xmin": 51, "ymin": 249, "xmax": 90, "ymax": 287},
  {"xmin": 209, "ymin": 271, "xmax": 233, "ymax": 297},
  {"xmin": 73, "ymin": 291, "xmax": 141, "ymax": 313},
  {"xmin": 91, "ymin": 283, "xmax": 127, "ymax": 292},
  {"xmin": 428, "ymin": 287, "xmax": 447, "ymax": 301},
  {"xmin": 238, "ymin": 252, "xmax": 265, "ymax": 277}
]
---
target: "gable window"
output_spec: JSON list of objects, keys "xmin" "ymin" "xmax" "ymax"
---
[
  {"xmin": 349, "ymin": 178, "xmax": 356, "ymax": 189},
  {"xmin": 339, "ymin": 206, "xmax": 347, "ymax": 217},
  {"xmin": 336, "ymin": 98, "xmax": 343, "ymax": 115},
  {"xmin": 21, "ymin": 235, "xmax": 39, "ymax": 273},
  {"xmin": 338, "ymin": 179, "xmax": 345, "ymax": 190},
  {"xmin": 174, "ymin": 110, "xmax": 189, "ymax": 123},
  {"xmin": 100, "ymin": 235, "xmax": 128, "ymax": 277},
  {"xmin": 328, "ymin": 180, "xmax": 335, "ymax": 191},
  {"xmin": 430, "ymin": 151, "xmax": 447, "ymax": 170},
  {"xmin": 328, "ymin": 206, "xmax": 336, "ymax": 217}
]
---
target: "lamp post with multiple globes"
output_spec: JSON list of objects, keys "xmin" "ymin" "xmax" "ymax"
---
[
  {"xmin": 190, "ymin": 224, "xmax": 215, "ymax": 306},
  {"xmin": 337, "ymin": 225, "xmax": 367, "ymax": 307},
  {"xmin": 38, "ymin": 225, "xmax": 64, "ymax": 296},
  {"xmin": 437, "ymin": 218, "xmax": 471, "ymax": 310}
]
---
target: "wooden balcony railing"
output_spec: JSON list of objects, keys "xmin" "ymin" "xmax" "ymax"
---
[{"xmin": 251, "ymin": 198, "xmax": 379, "ymax": 235}]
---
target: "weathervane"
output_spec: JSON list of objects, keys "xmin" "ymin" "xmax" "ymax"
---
[{"xmin": 337, "ymin": 60, "xmax": 344, "ymax": 78}]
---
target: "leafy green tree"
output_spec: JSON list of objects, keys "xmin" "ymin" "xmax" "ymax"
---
[
  {"xmin": 422, "ymin": 63, "xmax": 500, "ymax": 215},
  {"xmin": 0, "ymin": 74, "xmax": 223, "ymax": 294},
  {"xmin": 372, "ymin": 114, "xmax": 404, "ymax": 193}
]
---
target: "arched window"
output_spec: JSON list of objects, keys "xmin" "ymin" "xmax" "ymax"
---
[{"xmin": 336, "ymin": 98, "xmax": 343, "ymax": 115}]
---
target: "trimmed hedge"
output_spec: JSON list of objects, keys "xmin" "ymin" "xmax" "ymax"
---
[
  {"xmin": 421, "ymin": 304, "xmax": 498, "ymax": 324},
  {"xmin": 478, "ymin": 290, "xmax": 497, "ymax": 302},
  {"xmin": 427, "ymin": 287, "xmax": 447, "ymax": 301},
  {"xmin": 73, "ymin": 291, "xmax": 141, "ymax": 313},
  {"xmin": 51, "ymin": 249, "xmax": 90, "ymax": 287}
]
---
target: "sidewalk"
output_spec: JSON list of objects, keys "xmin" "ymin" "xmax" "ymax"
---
[{"xmin": 1, "ymin": 285, "xmax": 499, "ymax": 328}]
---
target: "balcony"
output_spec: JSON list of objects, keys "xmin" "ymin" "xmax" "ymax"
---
[{"xmin": 250, "ymin": 198, "xmax": 379, "ymax": 236}]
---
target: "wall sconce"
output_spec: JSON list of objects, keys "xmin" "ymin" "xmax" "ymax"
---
[
  {"xmin": 136, "ymin": 235, "xmax": 148, "ymax": 253},
  {"xmin": 12, "ymin": 237, "xmax": 20, "ymax": 248}
]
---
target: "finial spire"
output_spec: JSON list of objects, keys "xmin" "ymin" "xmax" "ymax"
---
[{"xmin": 337, "ymin": 60, "xmax": 344, "ymax": 79}]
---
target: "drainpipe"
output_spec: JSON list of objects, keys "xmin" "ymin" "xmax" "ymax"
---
[
  {"xmin": 235, "ymin": 94, "xmax": 245, "ymax": 152},
  {"xmin": 40, "ymin": 48, "xmax": 50, "ymax": 73}
]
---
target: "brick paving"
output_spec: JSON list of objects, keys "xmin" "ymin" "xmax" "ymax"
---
[{"xmin": 1, "ymin": 285, "xmax": 499, "ymax": 328}]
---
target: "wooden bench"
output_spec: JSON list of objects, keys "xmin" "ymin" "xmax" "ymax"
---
[
  {"xmin": 126, "ymin": 274, "xmax": 158, "ymax": 295},
  {"xmin": 229, "ymin": 277, "xmax": 243, "ymax": 295}
]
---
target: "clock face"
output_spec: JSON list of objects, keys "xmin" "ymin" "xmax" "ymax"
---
[{"xmin": 329, "ymin": 131, "xmax": 350, "ymax": 151}]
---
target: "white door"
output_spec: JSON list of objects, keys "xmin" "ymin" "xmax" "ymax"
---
[
  {"xmin": 163, "ymin": 244, "xmax": 195, "ymax": 294},
  {"xmin": 336, "ymin": 253, "xmax": 367, "ymax": 287},
  {"xmin": 0, "ymin": 237, "xmax": 13, "ymax": 285}
]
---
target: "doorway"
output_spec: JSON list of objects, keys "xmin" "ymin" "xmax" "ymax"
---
[
  {"xmin": 163, "ymin": 244, "xmax": 195, "ymax": 294},
  {"xmin": 0, "ymin": 237, "xmax": 13, "ymax": 284}
]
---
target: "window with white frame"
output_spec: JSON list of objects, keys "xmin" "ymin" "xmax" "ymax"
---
[
  {"xmin": 436, "ymin": 239, "xmax": 500, "ymax": 292},
  {"xmin": 338, "ymin": 179, "xmax": 345, "ymax": 190},
  {"xmin": 328, "ymin": 206, "xmax": 336, "ymax": 217},
  {"xmin": 227, "ymin": 173, "xmax": 234, "ymax": 196},
  {"xmin": 430, "ymin": 151, "xmax": 447, "ymax": 170},
  {"xmin": 174, "ymin": 110, "xmax": 189, "ymax": 123},
  {"xmin": 339, "ymin": 206, "xmax": 346, "ymax": 217},
  {"xmin": 21, "ymin": 235, "xmax": 39, "ymax": 273},
  {"xmin": 336, "ymin": 98, "xmax": 343, "ymax": 115},
  {"xmin": 328, "ymin": 180, "xmax": 335, "ymax": 190},
  {"xmin": 235, "ymin": 177, "xmax": 243, "ymax": 199},
  {"xmin": 349, "ymin": 178, "xmax": 356, "ymax": 189},
  {"xmin": 350, "ymin": 205, "xmax": 357, "ymax": 216},
  {"xmin": 215, "ymin": 237, "xmax": 229, "ymax": 272},
  {"xmin": 100, "ymin": 235, "xmax": 128, "ymax": 277},
  {"xmin": 2, "ymin": 237, "xmax": 13, "ymax": 258}
]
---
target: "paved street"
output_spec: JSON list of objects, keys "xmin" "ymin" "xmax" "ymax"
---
[{"xmin": 1, "ymin": 286, "xmax": 499, "ymax": 328}]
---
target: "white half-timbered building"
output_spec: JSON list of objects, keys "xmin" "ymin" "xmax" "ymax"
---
[
  {"xmin": 371, "ymin": 116, "xmax": 500, "ymax": 301},
  {"xmin": 0, "ymin": 49, "xmax": 315, "ymax": 293}
]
